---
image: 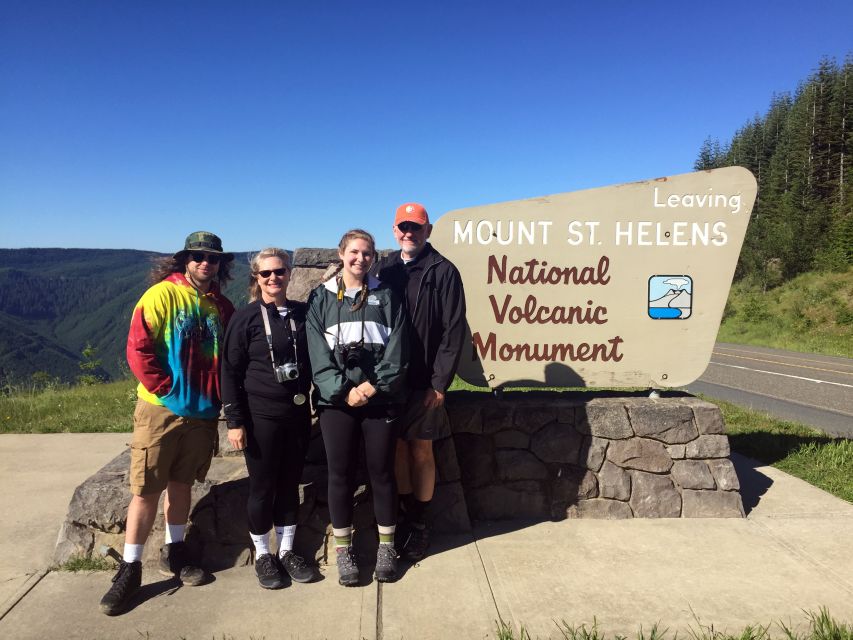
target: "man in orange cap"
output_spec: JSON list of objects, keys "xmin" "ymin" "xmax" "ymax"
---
[{"xmin": 373, "ymin": 203, "xmax": 466, "ymax": 561}]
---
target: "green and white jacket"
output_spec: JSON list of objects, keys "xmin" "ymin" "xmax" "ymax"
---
[{"xmin": 306, "ymin": 275, "xmax": 409, "ymax": 408}]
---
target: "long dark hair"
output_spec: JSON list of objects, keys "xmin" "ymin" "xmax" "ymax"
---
[{"xmin": 149, "ymin": 252, "xmax": 233, "ymax": 285}]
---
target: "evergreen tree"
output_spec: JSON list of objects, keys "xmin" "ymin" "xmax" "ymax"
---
[{"xmin": 697, "ymin": 54, "xmax": 853, "ymax": 284}]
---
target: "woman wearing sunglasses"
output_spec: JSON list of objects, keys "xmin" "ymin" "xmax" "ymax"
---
[
  {"xmin": 306, "ymin": 229, "xmax": 408, "ymax": 586},
  {"xmin": 221, "ymin": 248, "xmax": 315, "ymax": 589}
]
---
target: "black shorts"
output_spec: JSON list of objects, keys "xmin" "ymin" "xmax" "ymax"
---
[{"xmin": 397, "ymin": 389, "xmax": 451, "ymax": 441}]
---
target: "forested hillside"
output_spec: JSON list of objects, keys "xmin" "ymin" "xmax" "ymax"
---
[
  {"xmin": 4, "ymin": 58, "xmax": 851, "ymax": 384},
  {"xmin": 696, "ymin": 56, "xmax": 852, "ymax": 288},
  {"xmin": 0, "ymin": 249, "xmax": 251, "ymax": 384}
]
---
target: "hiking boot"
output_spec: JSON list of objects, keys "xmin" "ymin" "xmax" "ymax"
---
[
  {"xmin": 99, "ymin": 560, "xmax": 141, "ymax": 616},
  {"xmin": 402, "ymin": 525, "xmax": 430, "ymax": 562},
  {"xmin": 374, "ymin": 543, "xmax": 398, "ymax": 582},
  {"xmin": 255, "ymin": 553, "xmax": 285, "ymax": 589},
  {"xmin": 280, "ymin": 551, "xmax": 314, "ymax": 583},
  {"xmin": 335, "ymin": 546, "xmax": 359, "ymax": 587},
  {"xmin": 159, "ymin": 541, "xmax": 206, "ymax": 586}
]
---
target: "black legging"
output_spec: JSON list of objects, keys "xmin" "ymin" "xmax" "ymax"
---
[
  {"xmin": 244, "ymin": 398, "xmax": 311, "ymax": 535},
  {"xmin": 319, "ymin": 405, "xmax": 398, "ymax": 528}
]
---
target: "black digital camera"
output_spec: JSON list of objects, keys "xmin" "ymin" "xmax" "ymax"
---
[{"xmin": 338, "ymin": 341, "xmax": 364, "ymax": 369}]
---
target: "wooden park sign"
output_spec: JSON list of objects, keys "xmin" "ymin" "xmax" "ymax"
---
[{"xmin": 430, "ymin": 167, "xmax": 757, "ymax": 389}]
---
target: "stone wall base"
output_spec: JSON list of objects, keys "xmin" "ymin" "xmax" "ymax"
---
[
  {"xmin": 55, "ymin": 396, "xmax": 742, "ymax": 569},
  {"xmin": 446, "ymin": 393, "xmax": 744, "ymax": 520}
]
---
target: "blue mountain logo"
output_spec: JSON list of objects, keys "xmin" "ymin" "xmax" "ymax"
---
[{"xmin": 648, "ymin": 275, "xmax": 693, "ymax": 319}]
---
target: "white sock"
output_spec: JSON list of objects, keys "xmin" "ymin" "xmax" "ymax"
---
[
  {"xmin": 164, "ymin": 523, "xmax": 186, "ymax": 544},
  {"xmin": 251, "ymin": 531, "xmax": 271, "ymax": 557},
  {"xmin": 277, "ymin": 525, "xmax": 296, "ymax": 556},
  {"xmin": 123, "ymin": 543, "xmax": 144, "ymax": 563}
]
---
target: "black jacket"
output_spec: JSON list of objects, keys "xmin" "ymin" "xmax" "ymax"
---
[
  {"xmin": 221, "ymin": 299, "xmax": 311, "ymax": 427},
  {"xmin": 373, "ymin": 243, "xmax": 466, "ymax": 392}
]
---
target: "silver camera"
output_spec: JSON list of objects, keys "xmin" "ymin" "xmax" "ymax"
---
[{"xmin": 274, "ymin": 362, "xmax": 299, "ymax": 382}]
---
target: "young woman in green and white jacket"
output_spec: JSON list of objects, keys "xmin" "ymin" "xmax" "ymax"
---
[{"xmin": 306, "ymin": 229, "xmax": 408, "ymax": 586}]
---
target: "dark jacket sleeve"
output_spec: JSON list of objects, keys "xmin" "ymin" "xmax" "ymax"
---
[
  {"xmin": 306, "ymin": 288, "xmax": 353, "ymax": 405},
  {"xmin": 371, "ymin": 289, "xmax": 408, "ymax": 399},
  {"xmin": 221, "ymin": 307, "xmax": 251, "ymax": 428},
  {"xmin": 432, "ymin": 264, "xmax": 467, "ymax": 392}
]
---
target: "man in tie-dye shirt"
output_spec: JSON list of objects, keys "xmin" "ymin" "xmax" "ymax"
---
[{"xmin": 100, "ymin": 231, "xmax": 235, "ymax": 616}]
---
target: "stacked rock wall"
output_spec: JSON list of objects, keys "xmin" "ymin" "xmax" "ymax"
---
[
  {"xmin": 286, "ymin": 248, "xmax": 340, "ymax": 302},
  {"xmin": 446, "ymin": 393, "xmax": 743, "ymax": 519}
]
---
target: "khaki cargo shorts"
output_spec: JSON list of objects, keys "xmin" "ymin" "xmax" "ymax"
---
[
  {"xmin": 398, "ymin": 389, "xmax": 452, "ymax": 441},
  {"xmin": 129, "ymin": 399, "xmax": 218, "ymax": 496}
]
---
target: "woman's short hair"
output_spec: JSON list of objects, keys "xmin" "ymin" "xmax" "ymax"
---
[{"xmin": 248, "ymin": 248, "xmax": 292, "ymax": 302}]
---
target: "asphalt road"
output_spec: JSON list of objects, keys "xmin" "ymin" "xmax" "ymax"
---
[{"xmin": 681, "ymin": 342, "xmax": 853, "ymax": 438}]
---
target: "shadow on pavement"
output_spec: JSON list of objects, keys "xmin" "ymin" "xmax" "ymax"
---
[
  {"xmin": 120, "ymin": 576, "xmax": 183, "ymax": 614},
  {"xmin": 731, "ymin": 453, "xmax": 773, "ymax": 515}
]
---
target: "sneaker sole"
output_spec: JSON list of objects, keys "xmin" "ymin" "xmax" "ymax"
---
[
  {"xmin": 99, "ymin": 602, "xmax": 132, "ymax": 616},
  {"xmin": 287, "ymin": 572, "xmax": 315, "ymax": 584},
  {"xmin": 258, "ymin": 579, "xmax": 285, "ymax": 590},
  {"xmin": 338, "ymin": 574, "xmax": 359, "ymax": 587},
  {"xmin": 157, "ymin": 568, "xmax": 206, "ymax": 587},
  {"xmin": 374, "ymin": 572, "xmax": 397, "ymax": 583},
  {"xmin": 99, "ymin": 589, "xmax": 139, "ymax": 616}
]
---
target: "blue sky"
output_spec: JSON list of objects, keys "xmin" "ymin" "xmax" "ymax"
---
[{"xmin": 1, "ymin": 1, "xmax": 851, "ymax": 253}]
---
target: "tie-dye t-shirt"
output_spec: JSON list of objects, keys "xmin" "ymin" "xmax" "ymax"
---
[{"xmin": 127, "ymin": 273, "xmax": 235, "ymax": 419}]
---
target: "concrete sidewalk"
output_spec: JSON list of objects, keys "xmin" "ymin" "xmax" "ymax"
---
[
  {"xmin": 0, "ymin": 436, "xmax": 851, "ymax": 639},
  {"xmin": 0, "ymin": 433, "xmax": 129, "ymax": 608}
]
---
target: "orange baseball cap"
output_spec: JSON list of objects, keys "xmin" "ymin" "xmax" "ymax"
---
[{"xmin": 394, "ymin": 202, "xmax": 429, "ymax": 226}]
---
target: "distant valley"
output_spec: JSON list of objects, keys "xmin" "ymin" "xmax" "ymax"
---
[{"xmin": 0, "ymin": 249, "xmax": 252, "ymax": 384}]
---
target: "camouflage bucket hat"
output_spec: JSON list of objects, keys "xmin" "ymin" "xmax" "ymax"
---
[{"xmin": 177, "ymin": 231, "xmax": 233, "ymax": 260}]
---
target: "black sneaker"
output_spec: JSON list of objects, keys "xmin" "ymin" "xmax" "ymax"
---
[
  {"xmin": 374, "ymin": 544, "xmax": 398, "ymax": 582},
  {"xmin": 402, "ymin": 525, "xmax": 430, "ymax": 562},
  {"xmin": 99, "ymin": 560, "xmax": 141, "ymax": 616},
  {"xmin": 280, "ymin": 551, "xmax": 314, "ymax": 583},
  {"xmin": 158, "ymin": 541, "xmax": 206, "ymax": 586},
  {"xmin": 255, "ymin": 553, "xmax": 285, "ymax": 589},
  {"xmin": 335, "ymin": 546, "xmax": 359, "ymax": 586}
]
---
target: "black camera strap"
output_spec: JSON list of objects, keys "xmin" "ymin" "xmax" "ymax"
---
[{"xmin": 260, "ymin": 304, "xmax": 299, "ymax": 374}]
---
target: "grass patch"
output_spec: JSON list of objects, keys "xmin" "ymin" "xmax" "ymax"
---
[
  {"xmin": 0, "ymin": 379, "xmax": 136, "ymax": 433},
  {"xmin": 494, "ymin": 608, "xmax": 851, "ymax": 639},
  {"xmin": 710, "ymin": 397, "xmax": 852, "ymax": 503},
  {"xmin": 718, "ymin": 267, "xmax": 853, "ymax": 358},
  {"xmin": 59, "ymin": 554, "xmax": 115, "ymax": 572}
]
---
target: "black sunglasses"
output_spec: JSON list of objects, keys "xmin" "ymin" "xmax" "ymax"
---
[
  {"xmin": 256, "ymin": 268, "xmax": 287, "ymax": 278},
  {"xmin": 397, "ymin": 221, "xmax": 424, "ymax": 233},
  {"xmin": 190, "ymin": 252, "xmax": 221, "ymax": 264}
]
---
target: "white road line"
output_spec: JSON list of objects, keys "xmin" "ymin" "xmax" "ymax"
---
[
  {"xmin": 708, "ymin": 361, "xmax": 853, "ymax": 390},
  {"xmin": 690, "ymin": 378, "xmax": 853, "ymax": 419},
  {"xmin": 713, "ymin": 347, "xmax": 853, "ymax": 372},
  {"xmin": 714, "ymin": 345, "xmax": 853, "ymax": 368}
]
